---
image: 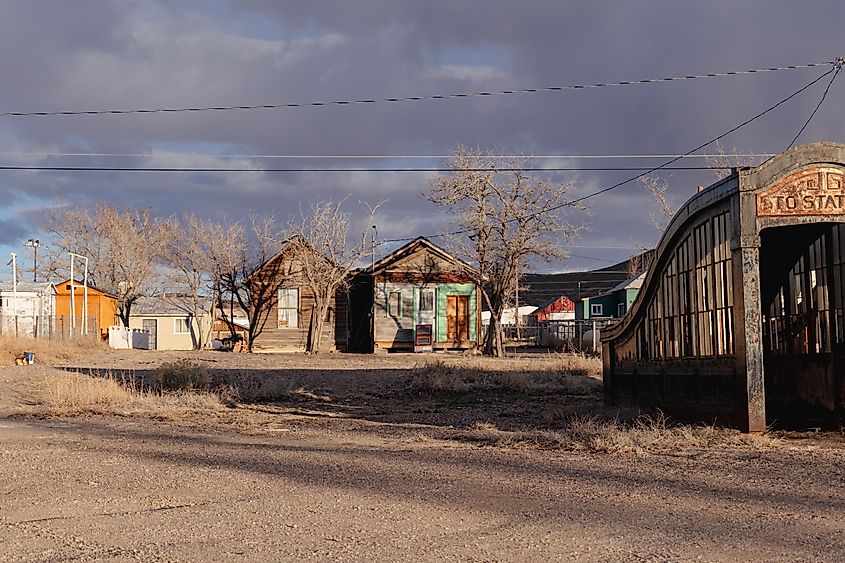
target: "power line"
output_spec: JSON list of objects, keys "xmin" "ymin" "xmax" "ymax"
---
[
  {"xmin": 0, "ymin": 165, "xmax": 733, "ymax": 173},
  {"xmin": 0, "ymin": 60, "xmax": 833, "ymax": 118},
  {"xmin": 785, "ymin": 61, "xmax": 842, "ymax": 150},
  {"xmin": 383, "ymin": 62, "xmax": 840, "ymax": 244},
  {"xmin": 0, "ymin": 151, "xmax": 776, "ymax": 159}
]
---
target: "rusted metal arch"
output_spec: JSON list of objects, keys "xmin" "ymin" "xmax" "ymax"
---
[{"xmin": 603, "ymin": 142, "xmax": 845, "ymax": 432}]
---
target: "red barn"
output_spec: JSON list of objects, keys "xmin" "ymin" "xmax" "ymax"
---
[{"xmin": 531, "ymin": 295, "xmax": 575, "ymax": 322}]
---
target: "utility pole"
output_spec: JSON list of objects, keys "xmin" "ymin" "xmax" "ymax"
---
[
  {"xmin": 69, "ymin": 252, "xmax": 89, "ymax": 335},
  {"xmin": 9, "ymin": 252, "xmax": 17, "ymax": 335},
  {"xmin": 23, "ymin": 239, "xmax": 39, "ymax": 282},
  {"xmin": 370, "ymin": 225, "xmax": 377, "ymax": 353}
]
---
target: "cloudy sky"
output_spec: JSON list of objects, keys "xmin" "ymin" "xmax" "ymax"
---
[{"xmin": 1, "ymin": 0, "xmax": 844, "ymax": 276}]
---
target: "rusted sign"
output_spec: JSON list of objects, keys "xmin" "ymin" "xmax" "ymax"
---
[{"xmin": 757, "ymin": 167, "xmax": 845, "ymax": 216}]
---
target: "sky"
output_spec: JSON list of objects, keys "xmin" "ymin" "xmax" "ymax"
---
[{"xmin": 1, "ymin": 0, "xmax": 844, "ymax": 277}]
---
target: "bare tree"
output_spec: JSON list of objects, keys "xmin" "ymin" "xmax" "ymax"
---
[
  {"xmin": 209, "ymin": 213, "xmax": 284, "ymax": 351},
  {"xmin": 429, "ymin": 147, "xmax": 580, "ymax": 357},
  {"xmin": 205, "ymin": 220, "xmax": 245, "ymax": 342},
  {"xmin": 638, "ymin": 174, "xmax": 675, "ymax": 233},
  {"xmin": 158, "ymin": 214, "xmax": 216, "ymax": 350},
  {"xmin": 705, "ymin": 141, "xmax": 756, "ymax": 181},
  {"xmin": 285, "ymin": 200, "xmax": 380, "ymax": 354},
  {"xmin": 45, "ymin": 204, "xmax": 168, "ymax": 327}
]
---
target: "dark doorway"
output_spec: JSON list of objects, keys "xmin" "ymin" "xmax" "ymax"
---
[{"xmin": 760, "ymin": 223, "xmax": 845, "ymax": 427}]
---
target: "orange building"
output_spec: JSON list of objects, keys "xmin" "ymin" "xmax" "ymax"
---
[{"xmin": 54, "ymin": 278, "xmax": 119, "ymax": 339}]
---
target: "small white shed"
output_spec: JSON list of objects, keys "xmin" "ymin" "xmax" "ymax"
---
[{"xmin": 0, "ymin": 281, "xmax": 57, "ymax": 337}]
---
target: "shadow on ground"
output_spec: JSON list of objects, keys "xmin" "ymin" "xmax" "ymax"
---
[{"xmin": 56, "ymin": 363, "xmax": 607, "ymax": 432}]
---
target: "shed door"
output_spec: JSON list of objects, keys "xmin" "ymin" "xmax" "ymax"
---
[
  {"xmin": 446, "ymin": 295, "xmax": 470, "ymax": 341},
  {"xmin": 142, "ymin": 319, "xmax": 157, "ymax": 350}
]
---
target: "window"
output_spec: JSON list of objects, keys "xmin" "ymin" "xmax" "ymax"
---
[
  {"xmin": 617, "ymin": 302, "xmax": 626, "ymax": 317},
  {"xmin": 174, "ymin": 317, "xmax": 190, "ymax": 334},
  {"xmin": 278, "ymin": 288, "xmax": 299, "ymax": 328},
  {"xmin": 635, "ymin": 210, "xmax": 734, "ymax": 360},
  {"xmin": 388, "ymin": 291, "xmax": 402, "ymax": 317},
  {"xmin": 591, "ymin": 303, "xmax": 604, "ymax": 316},
  {"xmin": 419, "ymin": 290, "xmax": 434, "ymax": 312}
]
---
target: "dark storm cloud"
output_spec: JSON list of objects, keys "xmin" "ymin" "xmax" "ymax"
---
[{"xmin": 1, "ymin": 1, "xmax": 844, "ymax": 270}]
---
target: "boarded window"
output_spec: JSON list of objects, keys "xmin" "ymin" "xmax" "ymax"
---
[{"xmin": 278, "ymin": 288, "xmax": 299, "ymax": 328}]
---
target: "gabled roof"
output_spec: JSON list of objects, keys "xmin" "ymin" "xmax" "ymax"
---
[
  {"xmin": 0, "ymin": 281, "xmax": 56, "ymax": 294},
  {"xmin": 610, "ymin": 271, "xmax": 646, "ymax": 293},
  {"xmin": 55, "ymin": 278, "xmax": 118, "ymax": 299},
  {"xmin": 589, "ymin": 271, "xmax": 646, "ymax": 300},
  {"xmin": 249, "ymin": 235, "xmax": 338, "ymax": 281},
  {"xmin": 248, "ymin": 237, "xmax": 298, "ymax": 280},
  {"xmin": 131, "ymin": 295, "xmax": 211, "ymax": 316},
  {"xmin": 534, "ymin": 294, "xmax": 575, "ymax": 311},
  {"xmin": 369, "ymin": 237, "xmax": 476, "ymax": 275}
]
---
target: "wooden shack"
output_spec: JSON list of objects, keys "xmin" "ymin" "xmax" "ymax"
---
[
  {"xmin": 349, "ymin": 237, "xmax": 481, "ymax": 353},
  {"xmin": 248, "ymin": 239, "xmax": 348, "ymax": 353},
  {"xmin": 54, "ymin": 279, "xmax": 118, "ymax": 339}
]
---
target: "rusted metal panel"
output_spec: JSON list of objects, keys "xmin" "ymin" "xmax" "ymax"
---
[{"xmin": 757, "ymin": 167, "xmax": 845, "ymax": 217}]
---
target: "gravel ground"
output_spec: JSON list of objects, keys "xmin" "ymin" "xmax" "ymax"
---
[{"xmin": 2, "ymin": 351, "xmax": 845, "ymax": 561}]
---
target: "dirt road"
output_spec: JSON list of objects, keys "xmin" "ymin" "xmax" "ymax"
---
[{"xmin": 2, "ymin": 353, "xmax": 845, "ymax": 561}]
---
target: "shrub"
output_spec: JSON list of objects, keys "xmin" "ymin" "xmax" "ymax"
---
[
  {"xmin": 153, "ymin": 359, "xmax": 210, "ymax": 392},
  {"xmin": 407, "ymin": 356, "xmax": 602, "ymax": 394}
]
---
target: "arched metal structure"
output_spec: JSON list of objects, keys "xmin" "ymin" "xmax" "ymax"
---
[{"xmin": 603, "ymin": 143, "xmax": 845, "ymax": 431}]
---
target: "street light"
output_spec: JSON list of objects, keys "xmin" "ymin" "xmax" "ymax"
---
[{"xmin": 23, "ymin": 239, "xmax": 40, "ymax": 282}]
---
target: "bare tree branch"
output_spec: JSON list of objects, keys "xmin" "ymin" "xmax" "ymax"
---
[{"xmin": 428, "ymin": 146, "xmax": 580, "ymax": 357}]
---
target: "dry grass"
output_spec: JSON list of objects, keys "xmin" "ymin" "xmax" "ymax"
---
[
  {"xmin": 0, "ymin": 334, "xmax": 107, "ymax": 366},
  {"xmin": 407, "ymin": 354, "xmax": 602, "ymax": 395},
  {"xmin": 449, "ymin": 413, "xmax": 779, "ymax": 455},
  {"xmin": 36, "ymin": 370, "xmax": 224, "ymax": 418}
]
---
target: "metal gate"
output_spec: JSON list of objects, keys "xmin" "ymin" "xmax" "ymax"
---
[{"xmin": 142, "ymin": 319, "xmax": 157, "ymax": 350}]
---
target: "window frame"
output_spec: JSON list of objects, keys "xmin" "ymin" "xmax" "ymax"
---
[
  {"xmin": 387, "ymin": 290, "xmax": 402, "ymax": 317},
  {"xmin": 278, "ymin": 287, "xmax": 299, "ymax": 328},
  {"xmin": 590, "ymin": 303, "xmax": 604, "ymax": 317},
  {"xmin": 173, "ymin": 317, "xmax": 191, "ymax": 335},
  {"xmin": 418, "ymin": 289, "xmax": 435, "ymax": 313}
]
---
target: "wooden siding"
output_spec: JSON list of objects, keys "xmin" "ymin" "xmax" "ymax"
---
[
  {"xmin": 252, "ymin": 283, "xmax": 348, "ymax": 353},
  {"xmin": 55, "ymin": 280, "xmax": 118, "ymax": 338},
  {"xmin": 250, "ymin": 250, "xmax": 348, "ymax": 353},
  {"xmin": 371, "ymin": 246, "xmax": 479, "ymax": 351}
]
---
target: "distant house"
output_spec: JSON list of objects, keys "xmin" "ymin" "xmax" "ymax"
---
[
  {"xmin": 0, "ymin": 281, "xmax": 56, "ymax": 337},
  {"xmin": 577, "ymin": 272, "xmax": 645, "ymax": 320},
  {"xmin": 248, "ymin": 238, "xmax": 348, "ymax": 353},
  {"xmin": 481, "ymin": 305, "xmax": 538, "ymax": 327},
  {"xmin": 128, "ymin": 295, "xmax": 212, "ymax": 350},
  {"xmin": 54, "ymin": 278, "xmax": 119, "ymax": 339},
  {"xmin": 520, "ymin": 249, "xmax": 654, "ymax": 306},
  {"xmin": 211, "ymin": 317, "xmax": 249, "ymax": 343},
  {"xmin": 348, "ymin": 237, "xmax": 481, "ymax": 353},
  {"xmin": 531, "ymin": 295, "xmax": 576, "ymax": 323}
]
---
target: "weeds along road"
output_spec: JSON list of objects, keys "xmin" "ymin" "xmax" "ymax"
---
[{"xmin": 0, "ymin": 354, "xmax": 844, "ymax": 561}]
